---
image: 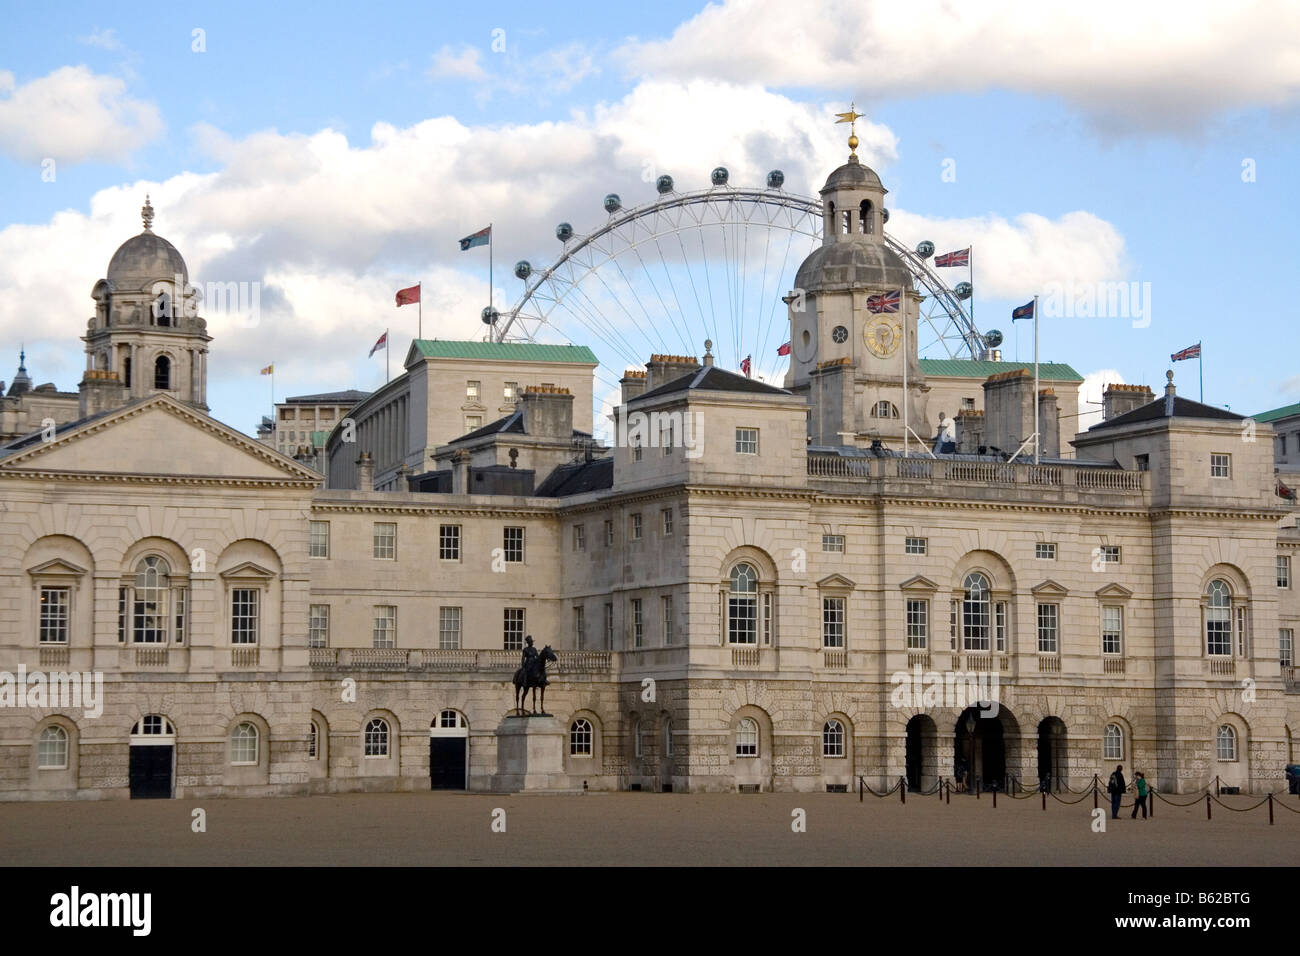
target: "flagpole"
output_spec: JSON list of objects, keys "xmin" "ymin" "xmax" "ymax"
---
[
  {"xmin": 969, "ymin": 245, "xmax": 976, "ymax": 356},
  {"xmin": 489, "ymin": 223, "xmax": 493, "ymax": 313},
  {"xmin": 1033, "ymin": 295, "xmax": 1040, "ymax": 465},
  {"xmin": 418, "ymin": 282, "xmax": 422, "ymax": 340},
  {"xmin": 386, "ymin": 329, "xmax": 390, "ymax": 384},
  {"xmin": 902, "ymin": 292, "xmax": 908, "ymax": 457},
  {"xmin": 1198, "ymin": 342, "xmax": 1203, "ymax": 402}
]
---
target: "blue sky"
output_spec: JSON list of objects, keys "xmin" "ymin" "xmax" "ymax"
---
[{"xmin": 1, "ymin": 0, "xmax": 1297, "ymax": 437}]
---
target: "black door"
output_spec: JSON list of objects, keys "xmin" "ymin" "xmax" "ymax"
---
[
  {"xmin": 129, "ymin": 745, "xmax": 173, "ymax": 799},
  {"xmin": 905, "ymin": 721, "xmax": 923, "ymax": 791},
  {"xmin": 429, "ymin": 737, "xmax": 466, "ymax": 790}
]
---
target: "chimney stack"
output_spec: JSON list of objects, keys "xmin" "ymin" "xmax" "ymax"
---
[
  {"xmin": 451, "ymin": 448, "xmax": 470, "ymax": 494},
  {"xmin": 644, "ymin": 353, "xmax": 700, "ymax": 392},
  {"xmin": 1102, "ymin": 383, "xmax": 1154, "ymax": 421},
  {"xmin": 1037, "ymin": 389, "xmax": 1060, "ymax": 459},
  {"xmin": 519, "ymin": 385, "xmax": 574, "ymax": 440},
  {"xmin": 620, "ymin": 369, "xmax": 646, "ymax": 405},
  {"xmin": 78, "ymin": 368, "xmax": 126, "ymax": 418},
  {"xmin": 981, "ymin": 368, "xmax": 1034, "ymax": 456},
  {"xmin": 355, "ymin": 450, "xmax": 374, "ymax": 491}
]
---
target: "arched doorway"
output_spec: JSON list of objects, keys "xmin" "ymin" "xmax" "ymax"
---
[
  {"xmin": 429, "ymin": 710, "xmax": 468, "ymax": 790},
  {"xmin": 128, "ymin": 715, "xmax": 175, "ymax": 799},
  {"xmin": 906, "ymin": 716, "xmax": 938, "ymax": 791},
  {"xmin": 953, "ymin": 707, "xmax": 1008, "ymax": 792},
  {"xmin": 1037, "ymin": 717, "xmax": 1068, "ymax": 791}
]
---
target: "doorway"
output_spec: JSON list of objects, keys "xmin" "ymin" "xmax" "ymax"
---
[
  {"xmin": 128, "ymin": 715, "xmax": 175, "ymax": 799},
  {"xmin": 430, "ymin": 710, "xmax": 468, "ymax": 790}
]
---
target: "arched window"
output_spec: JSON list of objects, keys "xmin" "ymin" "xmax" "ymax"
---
[
  {"xmin": 438, "ymin": 709, "xmax": 464, "ymax": 729},
  {"xmin": 1206, "ymin": 580, "xmax": 1232, "ymax": 656},
  {"xmin": 873, "ymin": 400, "xmax": 899, "ymax": 419},
  {"xmin": 364, "ymin": 718, "xmax": 389, "ymax": 757},
  {"xmin": 632, "ymin": 718, "xmax": 642, "ymax": 758},
  {"xmin": 308, "ymin": 721, "xmax": 319, "ymax": 759},
  {"xmin": 1216, "ymin": 725, "xmax": 1237, "ymax": 761},
  {"xmin": 38, "ymin": 725, "xmax": 68, "ymax": 769},
  {"xmin": 728, "ymin": 563, "xmax": 758, "ymax": 645},
  {"xmin": 841, "ymin": 209, "xmax": 852, "ymax": 234},
  {"xmin": 962, "ymin": 572, "xmax": 991, "ymax": 651},
  {"xmin": 570, "ymin": 718, "xmax": 593, "ymax": 756},
  {"xmin": 859, "ymin": 200, "xmax": 873, "ymax": 234},
  {"xmin": 826, "ymin": 201, "xmax": 835, "ymax": 236},
  {"xmin": 122, "ymin": 555, "xmax": 187, "ymax": 645},
  {"xmin": 823, "ymin": 719, "xmax": 845, "ymax": 758},
  {"xmin": 230, "ymin": 722, "xmax": 259, "ymax": 764},
  {"xmin": 736, "ymin": 717, "xmax": 759, "ymax": 757},
  {"xmin": 1103, "ymin": 724, "xmax": 1124, "ymax": 760},
  {"xmin": 131, "ymin": 715, "xmax": 174, "ymax": 736},
  {"xmin": 154, "ymin": 355, "xmax": 170, "ymax": 390}
]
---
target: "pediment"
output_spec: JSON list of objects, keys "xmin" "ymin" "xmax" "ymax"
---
[
  {"xmin": 461, "ymin": 401, "xmax": 488, "ymax": 412},
  {"xmin": 27, "ymin": 558, "xmax": 89, "ymax": 577},
  {"xmin": 0, "ymin": 395, "xmax": 320, "ymax": 483},
  {"xmin": 899, "ymin": 574, "xmax": 939, "ymax": 592},
  {"xmin": 219, "ymin": 561, "xmax": 276, "ymax": 580},
  {"xmin": 1031, "ymin": 579, "xmax": 1069, "ymax": 596},
  {"xmin": 817, "ymin": 573, "xmax": 856, "ymax": 590},
  {"xmin": 1095, "ymin": 582, "xmax": 1134, "ymax": 600}
]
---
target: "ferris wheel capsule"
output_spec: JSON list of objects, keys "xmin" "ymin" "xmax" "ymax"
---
[
  {"xmin": 514, "ymin": 260, "xmax": 532, "ymax": 280},
  {"xmin": 604, "ymin": 193, "xmax": 621, "ymax": 214},
  {"xmin": 555, "ymin": 222, "xmax": 573, "ymax": 242},
  {"xmin": 655, "ymin": 175, "xmax": 674, "ymax": 194},
  {"xmin": 481, "ymin": 306, "xmax": 500, "ymax": 325},
  {"xmin": 766, "ymin": 169, "xmax": 785, "ymax": 189},
  {"xmin": 954, "ymin": 281, "xmax": 973, "ymax": 299},
  {"xmin": 916, "ymin": 240, "xmax": 935, "ymax": 259},
  {"xmin": 881, "ymin": 208, "xmax": 890, "ymax": 223},
  {"xmin": 711, "ymin": 166, "xmax": 729, "ymax": 186}
]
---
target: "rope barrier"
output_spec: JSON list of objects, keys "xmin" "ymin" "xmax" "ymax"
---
[{"xmin": 1208, "ymin": 793, "xmax": 1272, "ymax": 813}]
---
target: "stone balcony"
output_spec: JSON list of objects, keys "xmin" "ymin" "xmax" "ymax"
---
[{"xmin": 307, "ymin": 647, "xmax": 613, "ymax": 677}]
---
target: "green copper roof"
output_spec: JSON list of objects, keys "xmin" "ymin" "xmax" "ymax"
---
[
  {"xmin": 1254, "ymin": 401, "xmax": 1300, "ymax": 423},
  {"xmin": 919, "ymin": 358, "xmax": 1083, "ymax": 382},
  {"xmin": 412, "ymin": 339, "xmax": 598, "ymax": 364}
]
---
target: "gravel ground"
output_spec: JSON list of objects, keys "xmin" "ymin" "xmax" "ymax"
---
[{"xmin": 2, "ymin": 790, "xmax": 1296, "ymax": 866}]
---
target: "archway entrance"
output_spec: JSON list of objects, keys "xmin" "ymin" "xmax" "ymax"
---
[
  {"xmin": 953, "ymin": 707, "xmax": 1006, "ymax": 792},
  {"xmin": 1037, "ymin": 717, "xmax": 1068, "ymax": 791},
  {"xmin": 429, "ymin": 710, "xmax": 468, "ymax": 790},
  {"xmin": 128, "ymin": 716, "xmax": 175, "ymax": 799},
  {"xmin": 905, "ymin": 715, "xmax": 938, "ymax": 791}
]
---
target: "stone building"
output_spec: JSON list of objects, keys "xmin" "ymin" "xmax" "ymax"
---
[
  {"xmin": 0, "ymin": 351, "xmax": 80, "ymax": 445},
  {"xmin": 259, "ymin": 389, "xmax": 372, "ymax": 472},
  {"xmin": 1, "ymin": 154, "xmax": 1296, "ymax": 801}
]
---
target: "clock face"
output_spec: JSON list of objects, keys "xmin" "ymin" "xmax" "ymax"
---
[{"xmin": 863, "ymin": 317, "xmax": 902, "ymax": 358}]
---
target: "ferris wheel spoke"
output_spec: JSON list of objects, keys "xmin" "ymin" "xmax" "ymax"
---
[
  {"xmin": 629, "ymin": 241, "xmax": 693, "ymax": 357},
  {"xmin": 607, "ymin": 253, "xmax": 670, "ymax": 354}
]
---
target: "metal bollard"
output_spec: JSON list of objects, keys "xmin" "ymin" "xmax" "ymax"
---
[
  {"xmin": 1041, "ymin": 789, "xmax": 1046, "ymax": 811},
  {"xmin": 946, "ymin": 780, "xmax": 951, "ymax": 805},
  {"xmin": 992, "ymin": 787, "xmax": 997, "ymax": 808},
  {"xmin": 859, "ymin": 777, "xmax": 863, "ymax": 803},
  {"xmin": 1268, "ymin": 792, "xmax": 1274, "ymax": 826},
  {"xmin": 1206, "ymin": 793, "xmax": 1212, "ymax": 820},
  {"xmin": 900, "ymin": 776, "xmax": 906, "ymax": 805}
]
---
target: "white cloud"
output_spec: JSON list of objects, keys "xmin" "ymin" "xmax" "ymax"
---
[
  {"xmin": 1078, "ymin": 368, "xmax": 1126, "ymax": 430},
  {"xmin": 78, "ymin": 28, "xmax": 123, "ymax": 51},
  {"xmin": 0, "ymin": 66, "xmax": 162, "ymax": 164},
  {"xmin": 429, "ymin": 45, "xmax": 487, "ymax": 81},
  {"xmin": 616, "ymin": 0, "xmax": 1300, "ymax": 132}
]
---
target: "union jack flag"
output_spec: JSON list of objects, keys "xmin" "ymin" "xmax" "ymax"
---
[
  {"xmin": 934, "ymin": 248, "xmax": 970, "ymax": 268},
  {"xmin": 1171, "ymin": 343, "xmax": 1201, "ymax": 362},
  {"xmin": 740, "ymin": 355, "xmax": 752, "ymax": 377},
  {"xmin": 866, "ymin": 290, "xmax": 901, "ymax": 313}
]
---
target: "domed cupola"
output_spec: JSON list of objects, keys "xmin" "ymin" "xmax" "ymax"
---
[
  {"xmin": 7, "ymin": 349, "xmax": 32, "ymax": 397},
  {"xmin": 105, "ymin": 196, "xmax": 189, "ymax": 293}
]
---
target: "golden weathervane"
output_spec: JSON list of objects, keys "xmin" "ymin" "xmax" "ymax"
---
[{"xmin": 835, "ymin": 103, "xmax": 864, "ymax": 160}]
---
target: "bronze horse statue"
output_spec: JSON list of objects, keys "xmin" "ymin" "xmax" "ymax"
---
[{"xmin": 512, "ymin": 644, "xmax": 557, "ymax": 715}]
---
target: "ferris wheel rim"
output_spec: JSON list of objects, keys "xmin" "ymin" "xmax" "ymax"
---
[{"xmin": 493, "ymin": 184, "xmax": 983, "ymax": 360}]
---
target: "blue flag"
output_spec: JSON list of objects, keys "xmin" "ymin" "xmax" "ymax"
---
[
  {"xmin": 459, "ymin": 226, "xmax": 491, "ymax": 250},
  {"xmin": 1011, "ymin": 300, "xmax": 1034, "ymax": 321}
]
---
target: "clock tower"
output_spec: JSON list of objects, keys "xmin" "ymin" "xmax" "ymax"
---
[{"xmin": 784, "ymin": 114, "xmax": 929, "ymax": 447}]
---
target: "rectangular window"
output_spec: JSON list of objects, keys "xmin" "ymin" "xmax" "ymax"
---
[
  {"xmin": 1210, "ymin": 453, "xmax": 1231, "ymax": 478},
  {"xmin": 439, "ymin": 524, "xmax": 461, "ymax": 561},
  {"xmin": 904, "ymin": 537, "xmax": 927, "ymax": 555},
  {"xmin": 503, "ymin": 608, "xmax": 525, "ymax": 650},
  {"xmin": 1037, "ymin": 603, "xmax": 1059, "ymax": 654},
  {"xmin": 231, "ymin": 589, "xmax": 259, "ymax": 644},
  {"xmin": 763, "ymin": 592, "xmax": 774, "ymax": 646},
  {"xmin": 572, "ymin": 524, "xmax": 585, "ymax": 552},
  {"xmin": 464, "ymin": 415, "xmax": 482, "ymax": 432},
  {"xmin": 466, "ymin": 380, "xmax": 480, "ymax": 400},
  {"xmin": 822, "ymin": 534, "xmax": 845, "ymax": 553},
  {"xmin": 1280, "ymin": 628, "xmax": 1294, "ymax": 668},
  {"xmin": 604, "ymin": 519, "xmax": 615, "ymax": 547},
  {"xmin": 373, "ymin": 522, "xmax": 396, "ymax": 560},
  {"xmin": 729, "ymin": 592, "xmax": 757, "ymax": 645},
  {"xmin": 961, "ymin": 397, "xmax": 975, "ymax": 410},
  {"xmin": 1236, "ymin": 606, "xmax": 1248, "ymax": 658},
  {"xmin": 994, "ymin": 602, "xmax": 1007, "ymax": 652},
  {"xmin": 662, "ymin": 595, "xmax": 674, "ymax": 645},
  {"xmin": 632, "ymin": 598, "xmax": 644, "ymax": 648},
  {"xmin": 632, "ymin": 443, "xmax": 643, "ymax": 462},
  {"xmin": 573, "ymin": 606, "xmax": 585, "ymax": 649},
  {"xmin": 822, "ymin": 597, "xmax": 846, "ymax": 648},
  {"xmin": 439, "ymin": 607, "xmax": 462, "ymax": 649},
  {"xmin": 1278, "ymin": 555, "xmax": 1291, "ymax": 589},
  {"xmin": 949, "ymin": 600, "xmax": 959, "ymax": 651},
  {"xmin": 630, "ymin": 513, "xmax": 643, "ymax": 540},
  {"xmin": 1135, "ymin": 454, "xmax": 1149, "ymax": 472},
  {"xmin": 661, "ymin": 508, "xmax": 673, "ymax": 536},
  {"xmin": 308, "ymin": 604, "xmax": 330, "ymax": 648},
  {"xmin": 118, "ymin": 587, "xmax": 127, "ymax": 643},
  {"xmin": 38, "ymin": 587, "xmax": 70, "ymax": 644},
  {"xmin": 504, "ymin": 381, "xmax": 517, "ymax": 401},
  {"xmin": 174, "ymin": 588, "xmax": 186, "ymax": 645},
  {"xmin": 906, "ymin": 599, "xmax": 928, "ymax": 649},
  {"xmin": 604, "ymin": 602, "xmax": 614, "ymax": 650},
  {"xmin": 309, "ymin": 520, "xmax": 330, "ymax": 558},
  {"xmin": 1100, "ymin": 545, "xmax": 1121, "ymax": 565},
  {"xmin": 735, "ymin": 427, "xmax": 759, "ymax": 455},
  {"xmin": 503, "ymin": 526, "xmax": 524, "ymax": 563},
  {"xmin": 373, "ymin": 606, "xmax": 396, "ymax": 647},
  {"xmin": 1035, "ymin": 542, "xmax": 1057, "ymax": 560},
  {"xmin": 1102, "ymin": 606, "xmax": 1123, "ymax": 656}
]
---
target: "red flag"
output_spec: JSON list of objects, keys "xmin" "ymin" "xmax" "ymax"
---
[
  {"xmin": 741, "ymin": 355, "xmax": 752, "ymax": 377},
  {"xmin": 396, "ymin": 284, "xmax": 420, "ymax": 307},
  {"xmin": 369, "ymin": 332, "xmax": 388, "ymax": 357},
  {"xmin": 777, "ymin": 341, "xmax": 791, "ymax": 356}
]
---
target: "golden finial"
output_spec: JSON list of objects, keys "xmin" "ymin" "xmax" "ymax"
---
[{"xmin": 835, "ymin": 103, "xmax": 864, "ymax": 160}]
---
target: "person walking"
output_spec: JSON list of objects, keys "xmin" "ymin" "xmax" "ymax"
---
[
  {"xmin": 1130, "ymin": 771, "xmax": 1149, "ymax": 819},
  {"xmin": 1107, "ymin": 764, "xmax": 1126, "ymax": 819}
]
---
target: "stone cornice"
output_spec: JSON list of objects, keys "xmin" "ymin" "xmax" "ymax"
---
[
  {"xmin": 0, "ymin": 469, "xmax": 319, "ymax": 489},
  {"xmin": 310, "ymin": 500, "xmax": 559, "ymax": 519}
]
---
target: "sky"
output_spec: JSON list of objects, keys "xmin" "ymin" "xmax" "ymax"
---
[{"xmin": 1, "ymin": 0, "xmax": 1298, "ymax": 439}]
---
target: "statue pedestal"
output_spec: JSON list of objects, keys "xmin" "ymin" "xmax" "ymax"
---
[{"xmin": 493, "ymin": 715, "xmax": 571, "ymax": 792}]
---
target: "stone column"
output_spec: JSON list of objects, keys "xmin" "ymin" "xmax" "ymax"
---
[{"xmin": 129, "ymin": 343, "xmax": 139, "ymax": 398}]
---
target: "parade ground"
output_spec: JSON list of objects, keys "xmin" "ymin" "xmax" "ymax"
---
[{"xmin": 3, "ymin": 790, "xmax": 1296, "ymax": 866}]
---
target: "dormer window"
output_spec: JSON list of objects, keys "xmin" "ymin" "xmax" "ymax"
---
[{"xmin": 860, "ymin": 200, "xmax": 874, "ymax": 234}]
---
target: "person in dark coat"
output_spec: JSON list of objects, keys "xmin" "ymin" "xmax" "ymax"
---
[{"xmin": 1107, "ymin": 764, "xmax": 1126, "ymax": 819}]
